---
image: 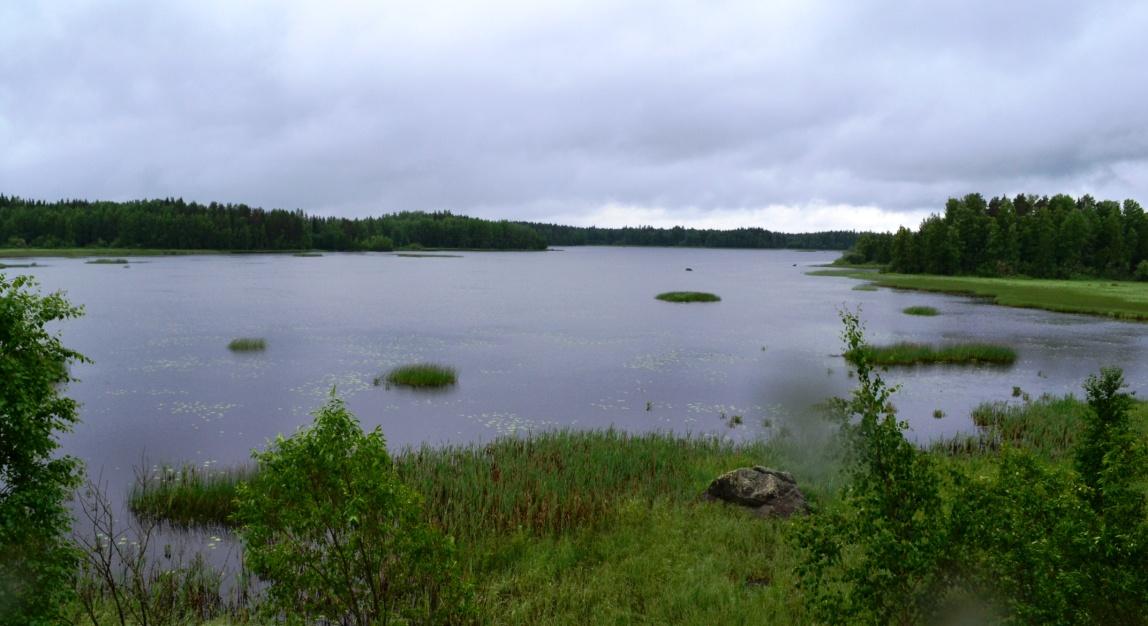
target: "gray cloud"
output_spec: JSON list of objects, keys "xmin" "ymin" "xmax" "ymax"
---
[{"xmin": 2, "ymin": 0, "xmax": 1147, "ymax": 231}]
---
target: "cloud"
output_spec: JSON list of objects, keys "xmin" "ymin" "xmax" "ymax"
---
[{"xmin": 2, "ymin": 0, "xmax": 1147, "ymax": 232}]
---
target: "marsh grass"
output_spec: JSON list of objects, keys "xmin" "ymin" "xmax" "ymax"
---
[
  {"xmin": 655, "ymin": 291, "xmax": 721, "ymax": 303},
  {"xmin": 902, "ymin": 306, "xmax": 939, "ymax": 316},
  {"xmin": 128, "ymin": 464, "xmax": 254, "ymax": 528},
  {"xmin": 227, "ymin": 338, "xmax": 266, "ymax": 352},
  {"xmin": 395, "ymin": 253, "xmax": 463, "ymax": 258},
  {"xmin": 0, "ymin": 262, "xmax": 37, "ymax": 268},
  {"xmin": 811, "ymin": 269, "xmax": 1148, "ymax": 321},
  {"xmin": 847, "ymin": 342, "xmax": 1016, "ymax": 366},
  {"xmin": 385, "ymin": 363, "xmax": 457, "ymax": 388},
  {"xmin": 292, "ymin": 252, "xmax": 323, "ymax": 257},
  {"xmin": 86, "ymin": 258, "xmax": 129, "ymax": 264},
  {"xmin": 852, "ymin": 283, "xmax": 879, "ymax": 291}
]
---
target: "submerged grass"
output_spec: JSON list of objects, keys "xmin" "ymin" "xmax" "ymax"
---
[
  {"xmin": 227, "ymin": 338, "xmax": 266, "ymax": 352},
  {"xmin": 385, "ymin": 363, "xmax": 457, "ymax": 388},
  {"xmin": 902, "ymin": 305, "xmax": 939, "ymax": 316},
  {"xmin": 810, "ymin": 269, "xmax": 1148, "ymax": 321},
  {"xmin": 655, "ymin": 291, "xmax": 721, "ymax": 303},
  {"xmin": 847, "ymin": 342, "xmax": 1016, "ymax": 366}
]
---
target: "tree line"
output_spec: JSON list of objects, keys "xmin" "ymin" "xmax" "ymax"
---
[
  {"xmin": 0, "ymin": 196, "xmax": 548, "ymax": 251},
  {"xmin": 844, "ymin": 193, "xmax": 1148, "ymax": 279},
  {"xmin": 519, "ymin": 221, "xmax": 860, "ymax": 249}
]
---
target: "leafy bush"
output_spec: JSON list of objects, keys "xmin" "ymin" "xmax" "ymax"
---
[
  {"xmin": 1135, "ymin": 259, "xmax": 1148, "ymax": 281},
  {"xmin": 236, "ymin": 396, "xmax": 471, "ymax": 625},
  {"xmin": 0, "ymin": 274, "xmax": 88, "ymax": 624},
  {"xmin": 798, "ymin": 309, "xmax": 953, "ymax": 624}
]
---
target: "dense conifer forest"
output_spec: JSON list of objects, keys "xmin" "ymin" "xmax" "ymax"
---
[
  {"xmin": 519, "ymin": 221, "xmax": 860, "ymax": 249},
  {"xmin": 844, "ymin": 193, "xmax": 1148, "ymax": 279},
  {"xmin": 0, "ymin": 196, "xmax": 547, "ymax": 251},
  {"xmin": 0, "ymin": 196, "xmax": 862, "ymax": 252}
]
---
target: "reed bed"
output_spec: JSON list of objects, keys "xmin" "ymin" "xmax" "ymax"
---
[
  {"xmin": 129, "ymin": 464, "xmax": 255, "ymax": 527},
  {"xmin": 227, "ymin": 338, "xmax": 266, "ymax": 352},
  {"xmin": 384, "ymin": 363, "xmax": 457, "ymax": 388},
  {"xmin": 655, "ymin": 291, "xmax": 721, "ymax": 303},
  {"xmin": 902, "ymin": 305, "xmax": 939, "ymax": 316},
  {"xmin": 847, "ymin": 342, "xmax": 1016, "ymax": 366},
  {"xmin": 395, "ymin": 430, "xmax": 778, "ymax": 542},
  {"xmin": 86, "ymin": 258, "xmax": 129, "ymax": 264}
]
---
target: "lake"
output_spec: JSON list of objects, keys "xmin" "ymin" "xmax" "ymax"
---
[{"xmin": 8, "ymin": 247, "xmax": 1147, "ymax": 499}]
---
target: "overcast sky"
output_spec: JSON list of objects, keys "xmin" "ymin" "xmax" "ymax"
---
[{"xmin": 2, "ymin": 1, "xmax": 1147, "ymax": 232}]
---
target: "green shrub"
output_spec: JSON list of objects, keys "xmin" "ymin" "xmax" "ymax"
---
[
  {"xmin": 797, "ymin": 309, "xmax": 951, "ymax": 624},
  {"xmin": 236, "ymin": 396, "xmax": 471, "ymax": 625},
  {"xmin": 0, "ymin": 274, "xmax": 88, "ymax": 623},
  {"xmin": 1135, "ymin": 260, "xmax": 1148, "ymax": 281}
]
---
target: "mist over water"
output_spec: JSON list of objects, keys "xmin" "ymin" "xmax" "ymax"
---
[{"xmin": 9, "ymin": 247, "xmax": 1146, "ymax": 500}]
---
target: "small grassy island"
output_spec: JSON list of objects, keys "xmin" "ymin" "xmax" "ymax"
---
[
  {"xmin": 85, "ymin": 258, "xmax": 130, "ymax": 264},
  {"xmin": 655, "ymin": 291, "xmax": 721, "ymax": 303},
  {"xmin": 847, "ymin": 341, "xmax": 1016, "ymax": 366},
  {"xmin": 902, "ymin": 305, "xmax": 939, "ymax": 316},
  {"xmin": 383, "ymin": 363, "xmax": 457, "ymax": 388},
  {"xmin": 227, "ymin": 337, "xmax": 266, "ymax": 352}
]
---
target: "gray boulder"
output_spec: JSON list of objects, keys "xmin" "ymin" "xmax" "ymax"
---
[{"xmin": 703, "ymin": 466, "xmax": 809, "ymax": 518}]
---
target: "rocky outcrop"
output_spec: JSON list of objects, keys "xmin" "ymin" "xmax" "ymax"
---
[{"xmin": 702, "ymin": 466, "xmax": 809, "ymax": 518}]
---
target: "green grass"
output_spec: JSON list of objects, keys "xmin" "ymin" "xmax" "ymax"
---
[
  {"xmin": 810, "ymin": 269, "xmax": 1148, "ymax": 321},
  {"xmin": 129, "ymin": 464, "xmax": 254, "ymax": 527},
  {"xmin": 655, "ymin": 291, "xmax": 721, "ymax": 303},
  {"xmin": 384, "ymin": 363, "xmax": 457, "ymax": 388},
  {"xmin": 846, "ymin": 342, "xmax": 1016, "ymax": 366},
  {"xmin": 227, "ymin": 338, "xmax": 266, "ymax": 352},
  {"xmin": 852, "ymin": 283, "xmax": 879, "ymax": 291},
  {"xmin": 902, "ymin": 305, "xmax": 939, "ymax": 316},
  {"xmin": 85, "ymin": 258, "xmax": 129, "ymax": 264},
  {"xmin": 0, "ymin": 262, "xmax": 37, "ymax": 268}
]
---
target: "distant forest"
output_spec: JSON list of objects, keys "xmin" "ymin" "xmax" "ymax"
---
[
  {"xmin": 518, "ymin": 222, "xmax": 860, "ymax": 249},
  {"xmin": 0, "ymin": 196, "xmax": 863, "ymax": 252},
  {"xmin": 845, "ymin": 193, "xmax": 1148, "ymax": 279},
  {"xmin": 0, "ymin": 196, "xmax": 547, "ymax": 251}
]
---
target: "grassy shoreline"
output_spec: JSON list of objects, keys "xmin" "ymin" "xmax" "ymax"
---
[{"xmin": 810, "ymin": 268, "xmax": 1148, "ymax": 320}]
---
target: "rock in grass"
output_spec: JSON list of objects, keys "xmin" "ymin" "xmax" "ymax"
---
[{"xmin": 702, "ymin": 466, "xmax": 808, "ymax": 518}]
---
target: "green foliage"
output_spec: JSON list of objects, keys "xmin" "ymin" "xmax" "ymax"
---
[
  {"xmin": 901, "ymin": 305, "xmax": 938, "ymax": 316},
  {"xmin": 227, "ymin": 338, "xmax": 266, "ymax": 352},
  {"xmin": 384, "ymin": 364, "xmax": 457, "ymax": 388},
  {"xmin": 0, "ymin": 274, "xmax": 88, "ymax": 624},
  {"xmin": 798, "ymin": 309, "xmax": 952, "ymax": 625},
  {"xmin": 235, "ymin": 397, "xmax": 471, "ymax": 625},
  {"xmin": 844, "ymin": 192, "xmax": 1148, "ymax": 279},
  {"xmin": 846, "ymin": 341, "xmax": 1016, "ymax": 366},
  {"xmin": 84, "ymin": 258, "xmax": 129, "ymax": 264},
  {"xmin": 1136, "ymin": 259, "xmax": 1148, "ymax": 281},
  {"xmin": 655, "ymin": 291, "xmax": 721, "ymax": 303}
]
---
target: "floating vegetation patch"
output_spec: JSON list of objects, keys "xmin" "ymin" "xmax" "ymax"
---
[
  {"xmin": 655, "ymin": 291, "xmax": 721, "ymax": 303},
  {"xmin": 384, "ymin": 363, "xmax": 458, "ymax": 388},
  {"xmin": 292, "ymin": 252, "xmax": 323, "ymax": 257},
  {"xmin": 846, "ymin": 342, "xmax": 1017, "ymax": 366},
  {"xmin": 464, "ymin": 411, "xmax": 558, "ymax": 435},
  {"xmin": 227, "ymin": 338, "xmax": 266, "ymax": 351},
  {"xmin": 86, "ymin": 258, "xmax": 130, "ymax": 264},
  {"xmin": 851, "ymin": 283, "xmax": 879, "ymax": 291},
  {"xmin": 290, "ymin": 372, "xmax": 371, "ymax": 406},
  {"xmin": 396, "ymin": 253, "xmax": 463, "ymax": 258},
  {"xmin": 0, "ymin": 262, "xmax": 38, "ymax": 268},
  {"xmin": 902, "ymin": 306, "xmax": 939, "ymax": 316}
]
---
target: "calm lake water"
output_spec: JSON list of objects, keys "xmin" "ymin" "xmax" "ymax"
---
[{"xmin": 9, "ymin": 247, "xmax": 1147, "ymax": 496}]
